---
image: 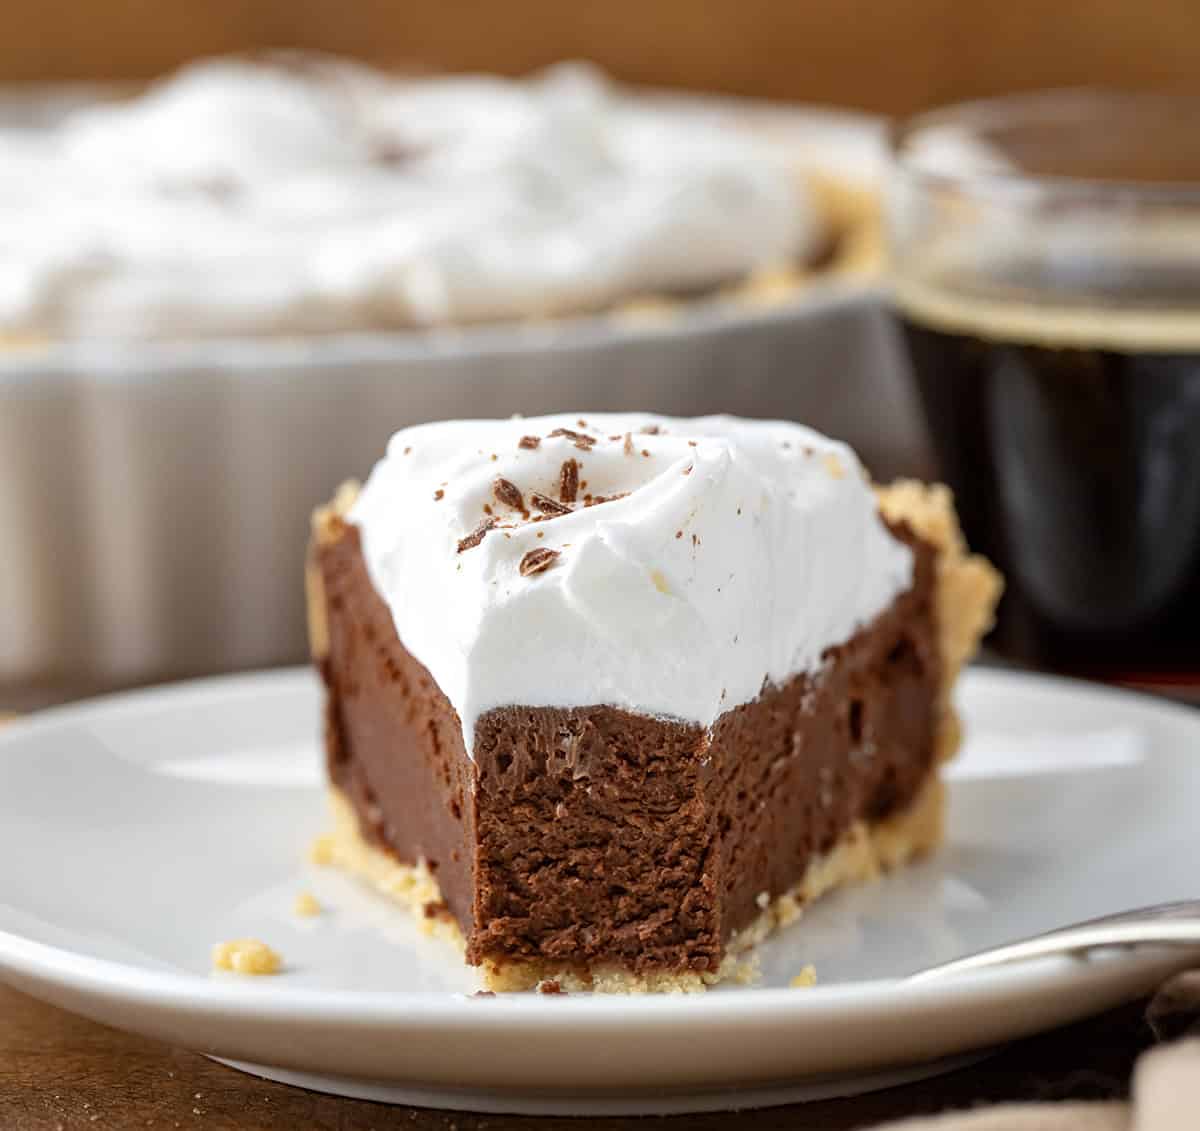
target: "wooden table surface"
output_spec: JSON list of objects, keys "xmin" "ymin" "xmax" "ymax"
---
[{"xmin": 0, "ymin": 982, "xmax": 1155, "ymax": 1130}]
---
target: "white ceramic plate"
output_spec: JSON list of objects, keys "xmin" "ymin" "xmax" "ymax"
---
[{"xmin": 1, "ymin": 667, "xmax": 1197, "ymax": 1114}]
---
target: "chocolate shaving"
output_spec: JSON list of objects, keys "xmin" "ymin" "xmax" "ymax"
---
[
  {"xmin": 433, "ymin": 489, "xmax": 444, "ymax": 501},
  {"xmin": 623, "ymin": 433, "xmax": 634, "ymax": 456},
  {"xmin": 585, "ymin": 492, "xmax": 629, "ymax": 507},
  {"xmin": 456, "ymin": 518, "xmax": 495, "ymax": 553},
  {"xmin": 547, "ymin": 427, "xmax": 595, "ymax": 451},
  {"xmin": 559, "ymin": 458, "xmax": 579, "ymax": 503},
  {"xmin": 371, "ymin": 136, "xmax": 428, "ymax": 166},
  {"xmin": 530, "ymin": 492, "xmax": 570, "ymax": 516},
  {"xmin": 518, "ymin": 435, "xmax": 541, "ymax": 450},
  {"xmin": 640, "ymin": 424, "xmax": 660, "ymax": 435},
  {"xmin": 520, "ymin": 547, "xmax": 561, "ymax": 577},
  {"xmin": 493, "ymin": 476, "xmax": 525, "ymax": 512}
]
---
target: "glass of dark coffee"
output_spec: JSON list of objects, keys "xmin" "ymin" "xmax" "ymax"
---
[{"xmin": 888, "ymin": 91, "xmax": 1200, "ymax": 685}]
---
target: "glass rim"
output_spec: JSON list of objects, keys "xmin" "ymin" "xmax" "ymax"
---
[{"xmin": 889, "ymin": 87, "xmax": 1200, "ymax": 204}]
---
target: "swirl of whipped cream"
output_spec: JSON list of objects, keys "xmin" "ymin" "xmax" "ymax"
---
[
  {"xmin": 0, "ymin": 59, "xmax": 818, "ymax": 339},
  {"xmin": 351, "ymin": 414, "xmax": 912, "ymax": 754}
]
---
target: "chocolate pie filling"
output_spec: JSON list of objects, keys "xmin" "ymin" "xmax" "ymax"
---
[{"xmin": 315, "ymin": 518, "xmax": 939, "ymax": 976}]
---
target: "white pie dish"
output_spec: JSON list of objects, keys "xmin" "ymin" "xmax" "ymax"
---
[
  {"xmin": 0, "ymin": 268, "xmax": 922, "ymax": 691},
  {"xmin": 0, "ymin": 82, "xmax": 918, "ymax": 688}
]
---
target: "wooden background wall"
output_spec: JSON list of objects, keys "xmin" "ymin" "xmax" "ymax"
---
[{"xmin": 5, "ymin": 0, "xmax": 1200, "ymax": 114}]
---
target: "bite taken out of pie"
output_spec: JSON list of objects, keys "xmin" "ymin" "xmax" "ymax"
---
[{"xmin": 306, "ymin": 414, "xmax": 1001, "ymax": 992}]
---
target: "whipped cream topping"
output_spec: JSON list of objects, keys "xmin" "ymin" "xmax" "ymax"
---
[
  {"xmin": 351, "ymin": 414, "xmax": 913, "ymax": 754},
  {"xmin": 0, "ymin": 59, "xmax": 818, "ymax": 340}
]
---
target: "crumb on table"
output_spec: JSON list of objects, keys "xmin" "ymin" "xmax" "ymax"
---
[
  {"xmin": 790, "ymin": 964, "xmax": 818, "ymax": 988},
  {"xmin": 211, "ymin": 938, "xmax": 282, "ymax": 976},
  {"xmin": 293, "ymin": 891, "xmax": 322, "ymax": 917}
]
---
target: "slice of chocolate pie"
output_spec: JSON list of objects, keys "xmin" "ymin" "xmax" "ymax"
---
[{"xmin": 307, "ymin": 414, "xmax": 1000, "ymax": 992}]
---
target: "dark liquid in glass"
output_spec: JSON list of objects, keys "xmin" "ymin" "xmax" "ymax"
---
[{"xmin": 898, "ymin": 277, "xmax": 1200, "ymax": 681}]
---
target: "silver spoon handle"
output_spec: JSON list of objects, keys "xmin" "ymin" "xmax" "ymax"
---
[{"xmin": 910, "ymin": 907, "xmax": 1200, "ymax": 982}]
